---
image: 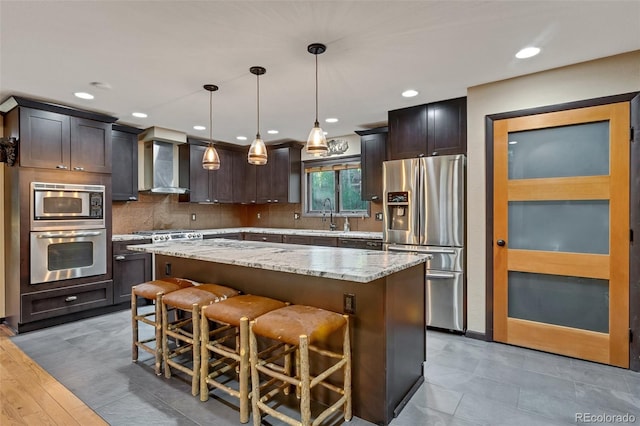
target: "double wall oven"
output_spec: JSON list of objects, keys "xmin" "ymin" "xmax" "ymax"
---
[{"xmin": 30, "ymin": 182, "xmax": 107, "ymax": 284}]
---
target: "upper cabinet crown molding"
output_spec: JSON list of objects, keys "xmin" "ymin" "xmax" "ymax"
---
[{"xmin": 1, "ymin": 95, "xmax": 117, "ymax": 123}]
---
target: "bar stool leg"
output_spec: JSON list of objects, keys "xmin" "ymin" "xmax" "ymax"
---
[
  {"xmin": 162, "ymin": 299, "xmax": 171, "ymax": 379},
  {"xmin": 249, "ymin": 321, "xmax": 261, "ymax": 426},
  {"xmin": 200, "ymin": 312, "xmax": 211, "ymax": 401},
  {"xmin": 343, "ymin": 316, "xmax": 352, "ymax": 421},
  {"xmin": 299, "ymin": 335, "xmax": 311, "ymax": 426},
  {"xmin": 153, "ymin": 292, "xmax": 164, "ymax": 375},
  {"xmin": 131, "ymin": 288, "xmax": 138, "ymax": 362},
  {"xmin": 239, "ymin": 317, "xmax": 250, "ymax": 424},
  {"xmin": 191, "ymin": 303, "xmax": 201, "ymax": 397}
]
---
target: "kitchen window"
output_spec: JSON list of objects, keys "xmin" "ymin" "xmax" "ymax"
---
[{"xmin": 303, "ymin": 157, "xmax": 369, "ymax": 216}]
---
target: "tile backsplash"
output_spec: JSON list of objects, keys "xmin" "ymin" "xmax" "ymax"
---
[{"xmin": 112, "ymin": 193, "xmax": 382, "ymax": 234}]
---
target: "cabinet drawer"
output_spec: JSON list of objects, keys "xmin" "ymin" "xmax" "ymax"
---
[
  {"xmin": 338, "ymin": 239, "xmax": 382, "ymax": 250},
  {"xmin": 283, "ymin": 235, "xmax": 337, "ymax": 247},
  {"xmin": 203, "ymin": 233, "xmax": 243, "ymax": 240},
  {"xmin": 243, "ymin": 233, "xmax": 283, "ymax": 243},
  {"xmin": 21, "ymin": 280, "xmax": 114, "ymax": 323}
]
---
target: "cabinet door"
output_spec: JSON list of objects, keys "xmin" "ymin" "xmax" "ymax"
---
[
  {"xmin": 70, "ymin": 117, "xmax": 112, "ymax": 173},
  {"xmin": 283, "ymin": 235, "xmax": 337, "ymax": 247},
  {"xmin": 113, "ymin": 253, "xmax": 152, "ymax": 304},
  {"xmin": 211, "ymin": 147, "xmax": 234, "ymax": 203},
  {"xmin": 256, "ymin": 157, "xmax": 273, "ymax": 204},
  {"xmin": 270, "ymin": 147, "xmax": 289, "ymax": 203},
  {"xmin": 388, "ymin": 104, "xmax": 427, "ymax": 160},
  {"xmin": 112, "ymin": 130, "xmax": 138, "ymax": 201},
  {"xmin": 427, "ymin": 97, "xmax": 467, "ymax": 156},
  {"xmin": 187, "ymin": 144, "xmax": 212, "ymax": 202},
  {"xmin": 19, "ymin": 107, "xmax": 71, "ymax": 169},
  {"xmin": 360, "ymin": 133, "xmax": 387, "ymax": 201},
  {"xmin": 244, "ymin": 233, "xmax": 283, "ymax": 243}
]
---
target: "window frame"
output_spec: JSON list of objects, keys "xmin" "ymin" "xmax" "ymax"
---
[{"xmin": 302, "ymin": 154, "xmax": 370, "ymax": 218}]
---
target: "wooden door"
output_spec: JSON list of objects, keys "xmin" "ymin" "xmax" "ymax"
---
[{"xmin": 493, "ymin": 102, "xmax": 630, "ymax": 368}]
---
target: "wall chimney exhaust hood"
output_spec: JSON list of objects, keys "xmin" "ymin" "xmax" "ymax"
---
[{"xmin": 138, "ymin": 127, "xmax": 189, "ymax": 194}]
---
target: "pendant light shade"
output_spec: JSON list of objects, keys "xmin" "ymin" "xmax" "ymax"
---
[
  {"xmin": 306, "ymin": 43, "xmax": 328, "ymax": 156},
  {"xmin": 202, "ymin": 84, "xmax": 220, "ymax": 170},
  {"xmin": 248, "ymin": 66, "xmax": 268, "ymax": 165}
]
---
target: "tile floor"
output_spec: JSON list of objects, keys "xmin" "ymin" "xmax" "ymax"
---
[{"xmin": 10, "ymin": 308, "xmax": 640, "ymax": 426}]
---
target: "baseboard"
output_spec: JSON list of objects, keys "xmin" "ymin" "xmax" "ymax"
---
[{"xmin": 465, "ymin": 330, "xmax": 488, "ymax": 341}]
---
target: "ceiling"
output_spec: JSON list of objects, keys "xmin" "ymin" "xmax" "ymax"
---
[{"xmin": 1, "ymin": 1, "xmax": 639, "ymax": 146}]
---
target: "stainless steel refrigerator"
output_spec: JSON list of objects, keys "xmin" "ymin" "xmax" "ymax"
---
[{"xmin": 383, "ymin": 155, "xmax": 465, "ymax": 332}]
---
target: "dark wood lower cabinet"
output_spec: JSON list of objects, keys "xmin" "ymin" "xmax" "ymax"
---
[
  {"xmin": 338, "ymin": 238, "xmax": 382, "ymax": 250},
  {"xmin": 282, "ymin": 235, "xmax": 338, "ymax": 247},
  {"xmin": 113, "ymin": 240, "xmax": 152, "ymax": 304},
  {"xmin": 243, "ymin": 233, "xmax": 283, "ymax": 243},
  {"xmin": 203, "ymin": 233, "xmax": 243, "ymax": 240},
  {"xmin": 21, "ymin": 281, "xmax": 114, "ymax": 323}
]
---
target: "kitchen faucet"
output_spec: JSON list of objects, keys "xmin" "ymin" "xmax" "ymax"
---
[{"xmin": 321, "ymin": 198, "xmax": 337, "ymax": 231}]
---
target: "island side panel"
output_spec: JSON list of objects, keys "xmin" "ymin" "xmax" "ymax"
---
[
  {"xmin": 155, "ymin": 254, "xmax": 392, "ymax": 425},
  {"xmin": 385, "ymin": 263, "xmax": 426, "ymax": 418}
]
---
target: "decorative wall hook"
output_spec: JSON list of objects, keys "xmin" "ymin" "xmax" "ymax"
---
[{"xmin": 0, "ymin": 136, "xmax": 18, "ymax": 166}]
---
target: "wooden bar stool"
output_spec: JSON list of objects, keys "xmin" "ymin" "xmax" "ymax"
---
[
  {"xmin": 131, "ymin": 278, "xmax": 198, "ymax": 375},
  {"xmin": 200, "ymin": 295, "xmax": 288, "ymax": 423},
  {"xmin": 161, "ymin": 283, "xmax": 240, "ymax": 396},
  {"xmin": 249, "ymin": 305, "xmax": 352, "ymax": 426}
]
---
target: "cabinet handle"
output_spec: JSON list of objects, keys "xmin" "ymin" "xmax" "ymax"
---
[
  {"xmin": 73, "ymin": 166, "xmax": 85, "ymax": 171},
  {"xmin": 431, "ymin": 152, "xmax": 438, "ymax": 156},
  {"xmin": 205, "ymin": 199, "xmax": 211, "ymax": 202},
  {"xmin": 213, "ymin": 199, "xmax": 219, "ymax": 203},
  {"xmin": 267, "ymin": 199, "xmax": 272, "ymax": 203},
  {"xmin": 115, "ymin": 255, "xmax": 126, "ymax": 260},
  {"xmin": 371, "ymin": 196, "xmax": 379, "ymax": 200},
  {"xmin": 273, "ymin": 200, "xmax": 278, "ymax": 203},
  {"xmin": 128, "ymin": 196, "xmax": 137, "ymax": 201},
  {"xmin": 261, "ymin": 237, "xmax": 267, "ymax": 241},
  {"xmin": 65, "ymin": 296, "xmax": 78, "ymax": 302},
  {"xmin": 56, "ymin": 165, "xmax": 68, "ymax": 170}
]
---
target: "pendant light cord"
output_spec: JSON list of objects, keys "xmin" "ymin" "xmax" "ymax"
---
[
  {"xmin": 256, "ymin": 73, "xmax": 260, "ymax": 138},
  {"xmin": 209, "ymin": 89, "xmax": 213, "ymax": 146},
  {"xmin": 314, "ymin": 53, "xmax": 319, "ymax": 125}
]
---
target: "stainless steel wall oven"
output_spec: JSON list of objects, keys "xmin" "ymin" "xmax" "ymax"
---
[{"xmin": 29, "ymin": 182, "xmax": 107, "ymax": 285}]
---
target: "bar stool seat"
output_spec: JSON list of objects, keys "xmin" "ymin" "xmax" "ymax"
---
[
  {"xmin": 162, "ymin": 283, "xmax": 240, "ymax": 396},
  {"xmin": 200, "ymin": 295, "xmax": 288, "ymax": 423},
  {"xmin": 132, "ymin": 278, "xmax": 199, "ymax": 375},
  {"xmin": 249, "ymin": 305, "xmax": 352, "ymax": 426}
]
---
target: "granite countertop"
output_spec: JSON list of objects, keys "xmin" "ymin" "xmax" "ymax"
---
[
  {"xmin": 128, "ymin": 239, "xmax": 425, "ymax": 283},
  {"xmin": 113, "ymin": 227, "xmax": 382, "ymax": 242}
]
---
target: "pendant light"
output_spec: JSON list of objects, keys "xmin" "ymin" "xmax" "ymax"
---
[
  {"xmin": 306, "ymin": 43, "xmax": 328, "ymax": 156},
  {"xmin": 248, "ymin": 66, "xmax": 268, "ymax": 165},
  {"xmin": 202, "ymin": 84, "xmax": 221, "ymax": 170}
]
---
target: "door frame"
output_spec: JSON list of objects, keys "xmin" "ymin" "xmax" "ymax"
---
[{"xmin": 484, "ymin": 91, "xmax": 640, "ymax": 370}]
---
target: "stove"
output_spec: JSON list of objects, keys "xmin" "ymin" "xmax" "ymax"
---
[{"xmin": 134, "ymin": 229, "xmax": 203, "ymax": 243}]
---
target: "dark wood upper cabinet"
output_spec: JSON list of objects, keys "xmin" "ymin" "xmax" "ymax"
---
[
  {"xmin": 388, "ymin": 104, "xmax": 427, "ymax": 159},
  {"xmin": 111, "ymin": 124, "xmax": 142, "ymax": 201},
  {"xmin": 17, "ymin": 108, "xmax": 71, "ymax": 170},
  {"xmin": 427, "ymin": 97, "xmax": 467, "ymax": 156},
  {"xmin": 356, "ymin": 127, "xmax": 387, "ymax": 201},
  {"xmin": 256, "ymin": 144, "xmax": 302, "ymax": 204},
  {"xmin": 232, "ymin": 149, "xmax": 257, "ymax": 204},
  {"xmin": 8, "ymin": 101, "xmax": 116, "ymax": 172},
  {"xmin": 70, "ymin": 117, "xmax": 112, "ymax": 173},
  {"xmin": 387, "ymin": 97, "xmax": 467, "ymax": 160},
  {"xmin": 179, "ymin": 142, "xmax": 235, "ymax": 203}
]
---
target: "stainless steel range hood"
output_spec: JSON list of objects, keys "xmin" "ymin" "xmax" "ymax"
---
[{"xmin": 138, "ymin": 127, "xmax": 189, "ymax": 194}]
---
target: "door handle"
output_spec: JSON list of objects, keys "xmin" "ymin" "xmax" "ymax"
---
[
  {"xmin": 497, "ymin": 239, "xmax": 506, "ymax": 247},
  {"xmin": 115, "ymin": 255, "xmax": 126, "ymax": 260}
]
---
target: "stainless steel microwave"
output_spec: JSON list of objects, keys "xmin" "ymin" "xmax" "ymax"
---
[{"xmin": 31, "ymin": 182, "xmax": 105, "ymax": 231}]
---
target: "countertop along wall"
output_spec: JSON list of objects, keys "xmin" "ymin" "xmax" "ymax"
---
[{"xmin": 465, "ymin": 50, "xmax": 640, "ymax": 335}]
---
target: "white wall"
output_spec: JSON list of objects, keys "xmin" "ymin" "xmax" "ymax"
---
[{"xmin": 466, "ymin": 50, "xmax": 640, "ymax": 334}]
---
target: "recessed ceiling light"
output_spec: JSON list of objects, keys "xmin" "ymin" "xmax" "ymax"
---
[
  {"xmin": 132, "ymin": 112, "xmax": 148, "ymax": 118},
  {"xmin": 74, "ymin": 92, "xmax": 94, "ymax": 100},
  {"xmin": 515, "ymin": 47, "xmax": 541, "ymax": 59},
  {"xmin": 267, "ymin": 130, "xmax": 279, "ymax": 134},
  {"xmin": 193, "ymin": 125, "xmax": 206, "ymax": 131},
  {"xmin": 402, "ymin": 89, "xmax": 419, "ymax": 98},
  {"xmin": 236, "ymin": 136, "xmax": 247, "ymax": 141},
  {"xmin": 325, "ymin": 118, "xmax": 338, "ymax": 123},
  {"xmin": 323, "ymin": 131, "xmax": 328, "ymax": 136}
]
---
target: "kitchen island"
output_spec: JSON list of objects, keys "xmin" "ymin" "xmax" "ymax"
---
[{"xmin": 129, "ymin": 239, "xmax": 427, "ymax": 425}]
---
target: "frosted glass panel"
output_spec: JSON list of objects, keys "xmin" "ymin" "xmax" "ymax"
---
[
  {"xmin": 508, "ymin": 272, "xmax": 609, "ymax": 333},
  {"xmin": 509, "ymin": 200, "xmax": 609, "ymax": 254},
  {"xmin": 508, "ymin": 121, "xmax": 609, "ymax": 179}
]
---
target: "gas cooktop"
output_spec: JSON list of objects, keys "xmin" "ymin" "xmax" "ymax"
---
[{"xmin": 134, "ymin": 229, "xmax": 203, "ymax": 243}]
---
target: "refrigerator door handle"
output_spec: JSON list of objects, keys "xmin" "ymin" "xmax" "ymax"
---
[
  {"xmin": 386, "ymin": 245, "xmax": 433, "ymax": 258},
  {"xmin": 422, "ymin": 247, "xmax": 456, "ymax": 254},
  {"xmin": 426, "ymin": 271, "xmax": 456, "ymax": 279}
]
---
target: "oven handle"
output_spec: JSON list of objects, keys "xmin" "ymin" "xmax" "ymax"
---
[
  {"xmin": 36, "ymin": 231, "xmax": 102, "ymax": 239},
  {"xmin": 426, "ymin": 271, "xmax": 456, "ymax": 279}
]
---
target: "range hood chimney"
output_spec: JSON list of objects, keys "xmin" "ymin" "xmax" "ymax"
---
[{"xmin": 138, "ymin": 127, "xmax": 189, "ymax": 194}]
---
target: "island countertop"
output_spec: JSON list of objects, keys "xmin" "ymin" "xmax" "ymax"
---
[{"xmin": 128, "ymin": 238, "xmax": 427, "ymax": 283}]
